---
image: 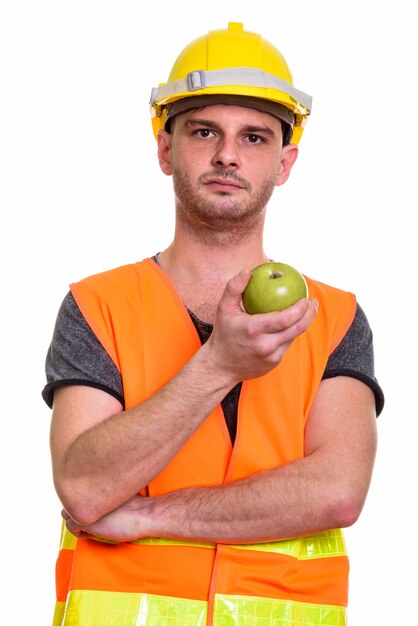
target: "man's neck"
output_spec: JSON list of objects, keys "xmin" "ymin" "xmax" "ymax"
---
[{"xmin": 156, "ymin": 235, "xmax": 269, "ymax": 324}]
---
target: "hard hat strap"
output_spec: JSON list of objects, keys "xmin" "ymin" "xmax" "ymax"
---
[{"xmin": 150, "ymin": 67, "xmax": 312, "ymax": 113}]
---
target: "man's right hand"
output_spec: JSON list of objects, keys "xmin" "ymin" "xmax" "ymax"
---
[{"xmin": 206, "ymin": 269, "xmax": 318, "ymax": 384}]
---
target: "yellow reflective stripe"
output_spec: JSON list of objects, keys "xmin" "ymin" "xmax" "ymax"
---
[
  {"xmin": 59, "ymin": 521, "xmax": 77, "ymax": 551},
  {"xmin": 233, "ymin": 529, "xmax": 347, "ymax": 560},
  {"xmin": 132, "ymin": 529, "xmax": 346, "ymax": 560},
  {"xmin": 61, "ymin": 590, "xmax": 207, "ymax": 625},
  {"xmin": 52, "ymin": 601, "xmax": 65, "ymax": 626},
  {"xmin": 56, "ymin": 591, "xmax": 345, "ymax": 625},
  {"xmin": 213, "ymin": 594, "xmax": 347, "ymax": 626},
  {"xmin": 133, "ymin": 536, "xmax": 215, "ymax": 549}
]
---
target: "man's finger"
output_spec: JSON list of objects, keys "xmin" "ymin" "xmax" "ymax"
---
[
  {"xmin": 219, "ymin": 269, "xmax": 252, "ymax": 310},
  {"xmin": 246, "ymin": 297, "xmax": 316, "ymax": 334},
  {"xmin": 65, "ymin": 517, "xmax": 83, "ymax": 536}
]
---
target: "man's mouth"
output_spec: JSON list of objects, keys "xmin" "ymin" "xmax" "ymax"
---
[{"xmin": 203, "ymin": 177, "xmax": 247, "ymax": 192}]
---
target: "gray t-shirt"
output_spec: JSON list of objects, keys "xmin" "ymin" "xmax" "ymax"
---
[{"xmin": 43, "ymin": 283, "xmax": 384, "ymax": 443}]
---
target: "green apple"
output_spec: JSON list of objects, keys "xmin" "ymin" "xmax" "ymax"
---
[{"xmin": 242, "ymin": 262, "xmax": 308, "ymax": 314}]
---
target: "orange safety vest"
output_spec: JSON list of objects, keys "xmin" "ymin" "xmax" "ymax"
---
[{"xmin": 53, "ymin": 258, "xmax": 356, "ymax": 626}]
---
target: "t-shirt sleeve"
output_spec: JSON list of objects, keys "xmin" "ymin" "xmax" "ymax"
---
[
  {"xmin": 42, "ymin": 291, "xmax": 124, "ymax": 409},
  {"xmin": 323, "ymin": 303, "xmax": 384, "ymax": 415}
]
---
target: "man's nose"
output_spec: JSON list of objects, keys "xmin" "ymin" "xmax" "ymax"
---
[{"xmin": 211, "ymin": 137, "xmax": 242, "ymax": 169}]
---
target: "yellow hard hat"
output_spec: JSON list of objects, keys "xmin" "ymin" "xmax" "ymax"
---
[{"xmin": 150, "ymin": 22, "xmax": 312, "ymax": 144}]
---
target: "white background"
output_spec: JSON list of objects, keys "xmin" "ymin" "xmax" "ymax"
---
[{"xmin": 1, "ymin": 1, "xmax": 416, "ymax": 623}]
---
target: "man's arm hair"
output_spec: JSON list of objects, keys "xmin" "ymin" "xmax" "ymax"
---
[{"xmin": 64, "ymin": 375, "xmax": 377, "ymax": 544}]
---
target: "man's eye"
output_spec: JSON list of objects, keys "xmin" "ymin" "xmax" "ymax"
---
[
  {"xmin": 195, "ymin": 129, "xmax": 213, "ymax": 138},
  {"xmin": 247, "ymin": 134, "xmax": 263, "ymax": 143}
]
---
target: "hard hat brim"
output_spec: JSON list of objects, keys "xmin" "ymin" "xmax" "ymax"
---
[{"xmin": 164, "ymin": 94, "xmax": 295, "ymax": 129}]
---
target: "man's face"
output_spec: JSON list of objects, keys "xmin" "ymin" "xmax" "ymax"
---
[{"xmin": 157, "ymin": 104, "xmax": 298, "ymax": 239}]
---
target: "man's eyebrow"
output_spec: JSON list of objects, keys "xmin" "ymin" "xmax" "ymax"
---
[
  {"xmin": 184, "ymin": 118, "xmax": 222, "ymax": 130},
  {"xmin": 244, "ymin": 125, "xmax": 276, "ymax": 137},
  {"xmin": 184, "ymin": 118, "xmax": 278, "ymax": 136}
]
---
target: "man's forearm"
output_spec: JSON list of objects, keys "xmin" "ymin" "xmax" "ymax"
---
[
  {"xmin": 67, "ymin": 450, "xmax": 363, "ymax": 544},
  {"xmin": 60, "ymin": 372, "xmax": 376, "ymax": 545},
  {"xmin": 145, "ymin": 457, "xmax": 356, "ymax": 543},
  {"xmin": 54, "ymin": 344, "xmax": 236, "ymax": 526}
]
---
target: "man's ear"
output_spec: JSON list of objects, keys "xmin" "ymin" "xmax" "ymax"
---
[
  {"xmin": 276, "ymin": 143, "xmax": 299, "ymax": 187},
  {"xmin": 157, "ymin": 130, "xmax": 173, "ymax": 176}
]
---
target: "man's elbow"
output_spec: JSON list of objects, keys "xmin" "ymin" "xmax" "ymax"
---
[
  {"xmin": 54, "ymin": 478, "xmax": 104, "ymax": 527},
  {"xmin": 64, "ymin": 503, "xmax": 102, "ymax": 528},
  {"xmin": 326, "ymin": 487, "xmax": 368, "ymax": 529}
]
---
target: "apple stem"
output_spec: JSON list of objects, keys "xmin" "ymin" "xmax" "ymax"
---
[{"xmin": 269, "ymin": 271, "xmax": 284, "ymax": 279}]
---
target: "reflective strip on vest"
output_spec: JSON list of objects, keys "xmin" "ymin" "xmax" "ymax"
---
[
  {"xmin": 53, "ymin": 601, "xmax": 65, "ymax": 626},
  {"xmin": 133, "ymin": 528, "xmax": 347, "ymax": 560},
  {"xmin": 54, "ymin": 590, "xmax": 346, "ymax": 625},
  {"xmin": 59, "ymin": 523, "xmax": 346, "ymax": 560},
  {"xmin": 232, "ymin": 529, "xmax": 347, "ymax": 560},
  {"xmin": 60, "ymin": 522, "xmax": 77, "ymax": 551},
  {"xmin": 213, "ymin": 594, "xmax": 346, "ymax": 626},
  {"xmin": 56, "ymin": 590, "xmax": 207, "ymax": 626}
]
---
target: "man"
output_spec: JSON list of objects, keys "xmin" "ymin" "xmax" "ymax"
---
[{"xmin": 44, "ymin": 22, "xmax": 384, "ymax": 626}]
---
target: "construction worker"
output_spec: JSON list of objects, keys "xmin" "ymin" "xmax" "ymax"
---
[{"xmin": 44, "ymin": 22, "xmax": 384, "ymax": 626}]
